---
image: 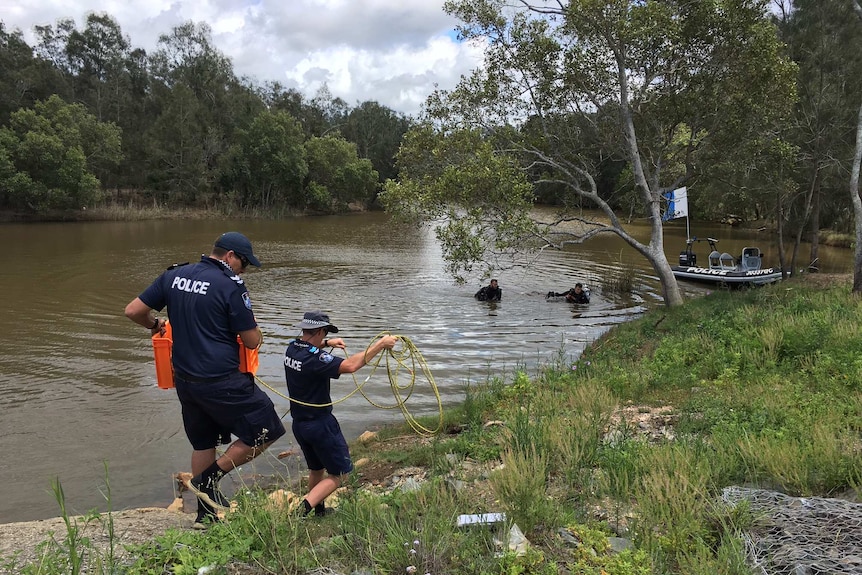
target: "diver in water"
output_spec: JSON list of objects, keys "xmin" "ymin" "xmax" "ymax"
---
[
  {"xmin": 547, "ymin": 283, "xmax": 590, "ymax": 304},
  {"xmin": 475, "ymin": 279, "xmax": 502, "ymax": 301}
]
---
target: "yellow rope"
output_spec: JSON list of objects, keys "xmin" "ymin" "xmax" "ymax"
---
[{"xmin": 254, "ymin": 333, "xmax": 443, "ymax": 437}]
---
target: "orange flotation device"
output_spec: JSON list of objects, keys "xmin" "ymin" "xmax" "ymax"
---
[{"xmin": 152, "ymin": 320, "xmax": 259, "ymax": 389}]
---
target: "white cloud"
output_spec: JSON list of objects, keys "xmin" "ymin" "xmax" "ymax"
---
[{"xmin": 0, "ymin": 0, "xmax": 485, "ymax": 116}]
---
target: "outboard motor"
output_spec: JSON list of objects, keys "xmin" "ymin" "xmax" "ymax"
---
[{"xmin": 679, "ymin": 250, "xmax": 696, "ymax": 266}]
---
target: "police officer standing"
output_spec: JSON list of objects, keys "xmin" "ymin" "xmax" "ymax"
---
[
  {"xmin": 125, "ymin": 232, "xmax": 286, "ymax": 526},
  {"xmin": 284, "ymin": 311, "xmax": 397, "ymax": 516}
]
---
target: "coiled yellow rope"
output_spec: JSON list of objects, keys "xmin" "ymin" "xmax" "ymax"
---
[{"xmin": 254, "ymin": 333, "xmax": 443, "ymax": 437}]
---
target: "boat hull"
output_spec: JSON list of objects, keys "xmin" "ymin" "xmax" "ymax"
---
[{"xmin": 672, "ymin": 266, "xmax": 785, "ymax": 286}]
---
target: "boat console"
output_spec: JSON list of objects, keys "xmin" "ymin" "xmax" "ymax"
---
[{"xmin": 740, "ymin": 247, "xmax": 763, "ymax": 271}]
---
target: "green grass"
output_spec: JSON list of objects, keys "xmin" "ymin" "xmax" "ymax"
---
[{"xmin": 5, "ymin": 275, "xmax": 861, "ymax": 574}]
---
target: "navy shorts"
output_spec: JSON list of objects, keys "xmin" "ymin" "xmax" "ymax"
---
[
  {"xmin": 175, "ymin": 371, "xmax": 286, "ymax": 450},
  {"xmin": 292, "ymin": 414, "xmax": 353, "ymax": 476}
]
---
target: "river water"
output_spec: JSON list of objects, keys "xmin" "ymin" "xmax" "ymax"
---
[{"xmin": 0, "ymin": 212, "xmax": 851, "ymax": 523}]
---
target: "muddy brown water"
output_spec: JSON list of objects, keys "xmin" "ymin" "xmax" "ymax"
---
[{"xmin": 0, "ymin": 212, "xmax": 851, "ymax": 523}]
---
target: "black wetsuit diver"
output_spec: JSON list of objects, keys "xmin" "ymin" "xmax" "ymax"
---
[
  {"xmin": 547, "ymin": 283, "xmax": 590, "ymax": 303},
  {"xmin": 475, "ymin": 279, "xmax": 502, "ymax": 301}
]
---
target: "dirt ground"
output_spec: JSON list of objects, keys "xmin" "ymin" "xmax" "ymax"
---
[
  {"xmin": 0, "ymin": 507, "xmax": 195, "ymax": 569},
  {"xmin": 0, "ymin": 437, "xmax": 427, "ymax": 571}
]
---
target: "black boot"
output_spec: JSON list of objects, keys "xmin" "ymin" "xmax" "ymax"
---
[{"xmin": 193, "ymin": 500, "xmax": 220, "ymax": 529}]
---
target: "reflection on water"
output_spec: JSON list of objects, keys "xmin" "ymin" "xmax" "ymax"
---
[{"xmin": 0, "ymin": 213, "xmax": 850, "ymax": 523}]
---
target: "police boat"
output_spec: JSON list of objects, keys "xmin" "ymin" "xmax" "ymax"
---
[{"xmin": 672, "ymin": 237, "xmax": 786, "ymax": 287}]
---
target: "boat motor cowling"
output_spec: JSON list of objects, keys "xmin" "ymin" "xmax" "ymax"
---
[{"xmin": 679, "ymin": 250, "xmax": 697, "ymax": 267}]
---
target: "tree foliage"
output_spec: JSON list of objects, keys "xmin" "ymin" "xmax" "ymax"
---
[
  {"xmin": 0, "ymin": 94, "xmax": 121, "ymax": 213},
  {"xmin": 4, "ymin": 3, "xmax": 862, "ymax": 286},
  {"xmin": 384, "ymin": 0, "xmax": 796, "ymax": 305},
  {"xmin": 224, "ymin": 110, "xmax": 308, "ymax": 210},
  {"xmin": 305, "ymin": 135, "xmax": 379, "ymax": 212},
  {"xmin": 342, "ymin": 101, "xmax": 412, "ymax": 183},
  {"xmin": 383, "ymin": 127, "xmax": 536, "ymax": 282},
  {"xmin": 0, "ymin": 14, "xmax": 408, "ymax": 214}
]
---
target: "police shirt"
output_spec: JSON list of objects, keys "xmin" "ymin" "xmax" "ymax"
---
[
  {"xmin": 138, "ymin": 256, "xmax": 257, "ymax": 379},
  {"xmin": 284, "ymin": 339, "xmax": 345, "ymax": 421}
]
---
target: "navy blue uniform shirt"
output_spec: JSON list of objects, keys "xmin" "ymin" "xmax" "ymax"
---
[
  {"xmin": 138, "ymin": 256, "xmax": 257, "ymax": 378},
  {"xmin": 284, "ymin": 339, "xmax": 345, "ymax": 420}
]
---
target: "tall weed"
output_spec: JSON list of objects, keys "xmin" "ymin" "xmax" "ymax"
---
[
  {"xmin": 490, "ymin": 446, "xmax": 552, "ymax": 534},
  {"xmin": 632, "ymin": 442, "xmax": 725, "ymax": 559},
  {"xmin": 546, "ymin": 380, "xmax": 616, "ymax": 499},
  {"xmin": 601, "ymin": 251, "xmax": 637, "ymax": 294},
  {"xmin": 336, "ymin": 483, "xmax": 493, "ymax": 574}
]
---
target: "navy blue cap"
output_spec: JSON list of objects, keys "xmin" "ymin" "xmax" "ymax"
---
[
  {"xmin": 214, "ymin": 232, "xmax": 261, "ymax": 267},
  {"xmin": 294, "ymin": 311, "xmax": 339, "ymax": 333}
]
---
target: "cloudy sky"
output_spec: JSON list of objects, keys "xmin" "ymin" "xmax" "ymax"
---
[{"xmin": 1, "ymin": 0, "xmax": 487, "ymax": 116}]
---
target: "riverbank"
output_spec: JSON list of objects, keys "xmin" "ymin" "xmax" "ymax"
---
[
  {"xmin": 2, "ymin": 205, "xmax": 855, "ymax": 250},
  {"xmin": 2, "ymin": 272, "xmax": 859, "ymax": 575},
  {"xmin": 0, "ymin": 200, "xmax": 376, "ymax": 223},
  {"xmin": 737, "ymin": 219, "xmax": 855, "ymax": 248},
  {"xmin": 0, "ymin": 204, "xmax": 295, "ymax": 223}
]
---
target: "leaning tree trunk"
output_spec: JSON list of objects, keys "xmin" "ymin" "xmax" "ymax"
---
[
  {"xmin": 643, "ymin": 223, "xmax": 684, "ymax": 307},
  {"xmin": 654, "ymin": 255, "xmax": 684, "ymax": 307},
  {"xmin": 791, "ymin": 165, "xmax": 818, "ymax": 274},
  {"xmin": 776, "ymin": 193, "xmax": 789, "ymax": 279},
  {"xmin": 810, "ymin": 170, "xmax": 821, "ymax": 273}
]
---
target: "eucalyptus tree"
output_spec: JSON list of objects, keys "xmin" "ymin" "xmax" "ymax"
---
[
  {"xmin": 0, "ymin": 23, "xmax": 63, "ymax": 123},
  {"xmin": 382, "ymin": 0, "xmax": 796, "ymax": 306},
  {"xmin": 32, "ymin": 18, "xmax": 76, "ymax": 76},
  {"xmin": 0, "ymin": 24, "xmax": 29, "ymax": 121},
  {"xmin": 65, "ymin": 13, "xmax": 131, "ymax": 124},
  {"xmin": 62, "ymin": 13, "xmax": 142, "ymax": 192},
  {"xmin": 782, "ymin": 0, "xmax": 862, "ymax": 290},
  {"xmin": 850, "ymin": 0, "xmax": 862, "ymax": 291},
  {"xmin": 776, "ymin": 0, "xmax": 862, "ymax": 274},
  {"xmin": 342, "ymin": 101, "xmax": 412, "ymax": 183},
  {"xmin": 147, "ymin": 21, "xmax": 241, "ymax": 204},
  {"xmin": 260, "ymin": 82, "xmax": 305, "ymax": 116},
  {"xmin": 144, "ymin": 83, "xmax": 209, "ymax": 204},
  {"xmin": 259, "ymin": 83, "xmax": 331, "ymax": 139},
  {"xmin": 31, "ymin": 18, "xmax": 76, "ymax": 102},
  {"xmin": 115, "ymin": 46, "xmax": 153, "ymax": 194},
  {"xmin": 309, "ymin": 84, "xmax": 350, "ymax": 136}
]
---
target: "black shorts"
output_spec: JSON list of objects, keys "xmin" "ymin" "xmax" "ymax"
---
[
  {"xmin": 176, "ymin": 371, "xmax": 286, "ymax": 450},
  {"xmin": 292, "ymin": 414, "xmax": 353, "ymax": 476}
]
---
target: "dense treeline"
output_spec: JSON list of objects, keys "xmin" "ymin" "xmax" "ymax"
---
[
  {"xmin": 0, "ymin": 16, "xmax": 411, "ymax": 216},
  {"xmin": 1, "ymin": 1, "xmax": 861, "ymax": 257}
]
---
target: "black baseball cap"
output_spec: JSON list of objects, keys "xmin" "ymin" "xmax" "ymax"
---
[{"xmin": 214, "ymin": 232, "xmax": 261, "ymax": 267}]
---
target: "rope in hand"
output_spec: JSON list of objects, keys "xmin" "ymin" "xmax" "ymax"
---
[{"xmin": 254, "ymin": 332, "xmax": 443, "ymax": 437}]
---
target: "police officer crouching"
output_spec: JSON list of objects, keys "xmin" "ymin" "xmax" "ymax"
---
[{"xmin": 284, "ymin": 311, "xmax": 397, "ymax": 516}]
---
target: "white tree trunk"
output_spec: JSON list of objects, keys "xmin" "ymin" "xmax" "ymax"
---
[
  {"xmin": 851, "ymin": 1, "xmax": 862, "ymax": 292},
  {"xmin": 850, "ymin": 101, "xmax": 862, "ymax": 292}
]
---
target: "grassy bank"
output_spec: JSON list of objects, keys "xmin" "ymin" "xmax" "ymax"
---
[{"xmin": 5, "ymin": 275, "xmax": 861, "ymax": 574}]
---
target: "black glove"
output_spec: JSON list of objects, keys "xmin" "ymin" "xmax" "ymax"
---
[{"xmin": 546, "ymin": 291, "xmax": 555, "ymax": 299}]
